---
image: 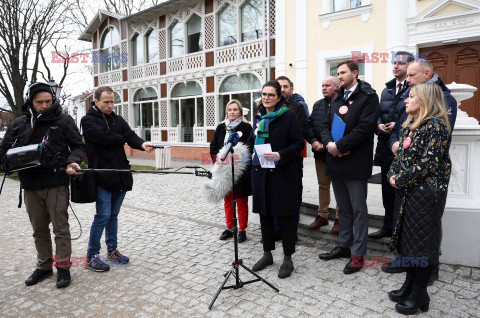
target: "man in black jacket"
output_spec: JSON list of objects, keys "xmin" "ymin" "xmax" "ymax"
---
[
  {"xmin": 318, "ymin": 61, "xmax": 379, "ymax": 274},
  {"xmin": 307, "ymin": 76, "xmax": 340, "ymax": 232},
  {"xmin": 369, "ymin": 51, "xmax": 415, "ymax": 240},
  {"xmin": 0, "ymin": 82, "xmax": 84, "ymax": 288},
  {"xmin": 82, "ymin": 86, "xmax": 153, "ymax": 272}
]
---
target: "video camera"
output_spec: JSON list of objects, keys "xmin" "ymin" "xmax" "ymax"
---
[{"xmin": 4, "ymin": 143, "xmax": 44, "ymax": 173}]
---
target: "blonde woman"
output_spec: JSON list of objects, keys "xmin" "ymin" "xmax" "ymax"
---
[
  {"xmin": 210, "ymin": 100, "xmax": 252, "ymax": 242},
  {"xmin": 387, "ymin": 83, "xmax": 452, "ymax": 315}
]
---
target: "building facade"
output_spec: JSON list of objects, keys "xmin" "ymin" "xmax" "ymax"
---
[{"xmin": 80, "ymin": 0, "xmax": 277, "ymax": 159}]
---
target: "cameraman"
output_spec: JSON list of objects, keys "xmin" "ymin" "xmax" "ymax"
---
[{"xmin": 0, "ymin": 82, "xmax": 84, "ymax": 288}]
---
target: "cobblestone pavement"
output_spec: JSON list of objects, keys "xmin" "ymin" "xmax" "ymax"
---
[{"xmin": 0, "ymin": 172, "xmax": 479, "ymax": 317}]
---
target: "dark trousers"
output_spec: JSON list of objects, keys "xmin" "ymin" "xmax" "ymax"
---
[
  {"xmin": 381, "ymin": 165, "xmax": 395, "ymax": 230},
  {"xmin": 260, "ymin": 214, "xmax": 296, "ymax": 256},
  {"xmin": 331, "ymin": 177, "xmax": 368, "ymax": 256}
]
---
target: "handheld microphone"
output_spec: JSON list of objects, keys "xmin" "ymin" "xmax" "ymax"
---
[{"xmin": 220, "ymin": 132, "xmax": 240, "ymax": 161}]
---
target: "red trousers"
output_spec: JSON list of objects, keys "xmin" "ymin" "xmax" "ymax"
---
[{"xmin": 224, "ymin": 191, "xmax": 249, "ymax": 230}]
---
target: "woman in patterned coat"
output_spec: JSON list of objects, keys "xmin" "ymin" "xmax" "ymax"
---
[{"xmin": 387, "ymin": 83, "xmax": 452, "ymax": 315}]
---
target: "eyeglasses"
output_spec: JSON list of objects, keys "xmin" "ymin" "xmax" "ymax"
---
[{"xmin": 261, "ymin": 93, "xmax": 277, "ymax": 99}]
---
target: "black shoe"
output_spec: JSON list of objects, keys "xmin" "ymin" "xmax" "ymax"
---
[
  {"xmin": 428, "ymin": 265, "xmax": 439, "ymax": 286},
  {"xmin": 319, "ymin": 246, "xmax": 351, "ymax": 260},
  {"xmin": 237, "ymin": 230, "xmax": 247, "ymax": 243},
  {"xmin": 25, "ymin": 269, "xmax": 53, "ymax": 286},
  {"xmin": 382, "ymin": 261, "xmax": 406, "ymax": 273},
  {"xmin": 389, "ymin": 272, "xmax": 414, "ymax": 302},
  {"xmin": 219, "ymin": 229, "xmax": 233, "ymax": 240},
  {"xmin": 395, "ymin": 285, "xmax": 430, "ymax": 315},
  {"xmin": 252, "ymin": 257, "xmax": 273, "ymax": 272},
  {"xmin": 56, "ymin": 268, "xmax": 71, "ymax": 289},
  {"xmin": 278, "ymin": 263, "xmax": 294, "ymax": 279},
  {"xmin": 368, "ymin": 228, "xmax": 392, "ymax": 239},
  {"xmin": 343, "ymin": 257, "xmax": 363, "ymax": 274}
]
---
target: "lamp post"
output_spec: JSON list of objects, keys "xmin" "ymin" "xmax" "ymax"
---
[{"xmin": 47, "ymin": 78, "xmax": 62, "ymax": 99}]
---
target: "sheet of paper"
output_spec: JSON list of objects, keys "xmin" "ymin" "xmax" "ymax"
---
[{"xmin": 254, "ymin": 143, "xmax": 276, "ymax": 168}]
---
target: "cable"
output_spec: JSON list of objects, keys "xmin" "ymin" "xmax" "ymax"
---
[{"xmin": 53, "ymin": 185, "xmax": 82, "ymax": 241}]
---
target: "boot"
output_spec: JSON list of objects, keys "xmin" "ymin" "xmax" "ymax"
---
[
  {"xmin": 389, "ymin": 271, "xmax": 414, "ymax": 302},
  {"xmin": 395, "ymin": 285, "xmax": 430, "ymax": 315},
  {"xmin": 56, "ymin": 268, "xmax": 71, "ymax": 288}
]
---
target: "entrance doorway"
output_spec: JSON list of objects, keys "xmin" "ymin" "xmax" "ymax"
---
[{"xmin": 420, "ymin": 41, "xmax": 480, "ymax": 121}]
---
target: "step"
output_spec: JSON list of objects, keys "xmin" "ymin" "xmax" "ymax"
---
[
  {"xmin": 300, "ymin": 202, "xmax": 385, "ymax": 229},
  {"xmin": 298, "ymin": 212, "xmax": 391, "ymax": 252}
]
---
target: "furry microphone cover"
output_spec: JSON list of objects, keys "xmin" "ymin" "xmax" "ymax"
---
[{"xmin": 201, "ymin": 142, "xmax": 250, "ymax": 203}]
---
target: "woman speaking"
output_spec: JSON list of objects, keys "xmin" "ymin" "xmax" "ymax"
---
[
  {"xmin": 387, "ymin": 83, "xmax": 452, "ymax": 315},
  {"xmin": 247, "ymin": 81, "xmax": 304, "ymax": 279}
]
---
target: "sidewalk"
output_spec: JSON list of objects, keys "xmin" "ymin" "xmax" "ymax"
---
[{"xmin": 0, "ymin": 164, "xmax": 478, "ymax": 317}]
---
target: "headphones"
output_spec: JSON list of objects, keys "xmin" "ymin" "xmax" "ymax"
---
[{"xmin": 25, "ymin": 82, "xmax": 57, "ymax": 104}]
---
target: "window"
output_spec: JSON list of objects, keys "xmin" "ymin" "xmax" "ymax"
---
[
  {"xmin": 131, "ymin": 33, "xmax": 144, "ymax": 66},
  {"xmin": 146, "ymin": 29, "xmax": 159, "ymax": 63},
  {"xmin": 333, "ymin": 0, "xmax": 362, "ymax": 12},
  {"xmin": 187, "ymin": 15, "xmax": 203, "ymax": 54},
  {"xmin": 100, "ymin": 27, "xmax": 120, "ymax": 73},
  {"xmin": 219, "ymin": 73, "xmax": 261, "ymax": 122},
  {"xmin": 133, "ymin": 88, "xmax": 158, "ymax": 141},
  {"xmin": 170, "ymin": 20, "xmax": 184, "ymax": 58},
  {"xmin": 241, "ymin": 0, "xmax": 263, "ymax": 42},
  {"xmin": 170, "ymin": 82, "xmax": 203, "ymax": 142},
  {"xmin": 218, "ymin": 4, "xmax": 237, "ymax": 47},
  {"xmin": 113, "ymin": 92, "xmax": 122, "ymax": 115},
  {"xmin": 329, "ymin": 59, "xmax": 365, "ymax": 81}
]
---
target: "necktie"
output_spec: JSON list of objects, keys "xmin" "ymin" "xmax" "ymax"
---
[
  {"xmin": 397, "ymin": 83, "xmax": 402, "ymax": 94},
  {"xmin": 344, "ymin": 90, "xmax": 351, "ymax": 101}
]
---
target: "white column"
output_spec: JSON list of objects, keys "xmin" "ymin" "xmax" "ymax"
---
[
  {"xmin": 441, "ymin": 83, "xmax": 480, "ymax": 267},
  {"xmin": 275, "ymin": 0, "xmax": 286, "ymax": 77},
  {"xmin": 295, "ymin": 0, "xmax": 308, "ymax": 99},
  {"xmin": 385, "ymin": 0, "xmax": 410, "ymax": 81},
  {"xmin": 407, "ymin": 0, "xmax": 417, "ymax": 18}
]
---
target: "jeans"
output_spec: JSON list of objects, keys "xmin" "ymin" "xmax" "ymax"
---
[{"xmin": 87, "ymin": 186, "xmax": 126, "ymax": 258}]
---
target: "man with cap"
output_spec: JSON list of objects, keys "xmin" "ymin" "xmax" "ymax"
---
[{"xmin": 0, "ymin": 82, "xmax": 84, "ymax": 288}]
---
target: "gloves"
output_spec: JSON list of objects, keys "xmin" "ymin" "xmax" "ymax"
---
[{"xmin": 227, "ymin": 132, "xmax": 240, "ymax": 147}]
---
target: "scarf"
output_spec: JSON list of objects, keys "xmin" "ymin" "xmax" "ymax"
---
[
  {"xmin": 223, "ymin": 118, "xmax": 242, "ymax": 144},
  {"xmin": 254, "ymin": 105, "xmax": 289, "ymax": 150}
]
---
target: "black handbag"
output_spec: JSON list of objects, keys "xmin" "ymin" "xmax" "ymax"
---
[{"xmin": 70, "ymin": 171, "xmax": 97, "ymax": 203}]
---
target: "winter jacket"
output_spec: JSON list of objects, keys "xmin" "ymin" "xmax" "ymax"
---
[
  {"xmin": 210, "ymin": 121, "xmax": 252, "ymax": 198},
  {"xmin": 246, "ymin": 103, "xmax": 304, "ymax": 216},
  {"xmin": 389, "ymin": 75, "xmax": 457, "ymax": 150},
  {"xmin": 0, "ymin": 99, "xmax": 84, "ymax": 190},
  {"xmin": 320, "ymin": 80, "xmax": 380, "ymax": 179},
  {"xmin": 308, "ymin": 98, "xmax": 331, "ymax": 161},
  {"xmin": 291, "ymin": 93, "xmax": 309, "ymax": 117},
  {"xmin": 81, "ymin": 106, "xmax": 145, "ymax": 192},
  {"xmin": 388, "ymin": 118, "xmax": 451, "ymax": 265},
  {"xmin": 287, "ymin": 98, "xmax": 310, "ymax": 140},
  {"xmin": 374, "ymin": 78, "xmax": 408, "ymax": 167}
]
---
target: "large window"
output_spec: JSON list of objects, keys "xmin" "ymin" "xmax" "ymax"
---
[
  {"xmin": 333, "ymin": 0, "xmax": 362, "ymax": 12},
  {"xmin": 133, "ymin": 88, "xmax": 158, "ymax": 141},
  {"xmin": 219, "ymin": 73, "xmax": 261, "ymax": 123},
  {"xmin": 171, "ymin": 82, "xmax": 203, "ymax": 142},
  {"xmin": 131, "ymin": 33, "xmax": 144, "ymax": 66},
  {"xmin": 170, "ymin": 20, "xmax": 184, "ymax": 58},
  {"xmin": 218, "ymin": 4, "xmax": 237, "ymax": 47},
  {"xmin": 100, "ymin": 27, "xmax": 120, "ymax": 73},
  {"xmin": 329, "ymin": 59, "xmax": 365, "ymax": 81},
  {"xmin": 187, "ymin": 14, "xmax": 203, "ymax": 54},
  {"xmin": 146, "ymin": 29, "xmax": 159, "ymax": 63},
  {"xmin": 241, "ymin": 0, "xmax": 263, "ymax": 42},
  {"xmin": 113, "ymin": 92, "xmax": 122, "ymax": 116}
]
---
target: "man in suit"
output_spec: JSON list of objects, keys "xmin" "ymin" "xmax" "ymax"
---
[{"xmin": 319, "ymin": 61, "xmax": 380, "ymax": 274}]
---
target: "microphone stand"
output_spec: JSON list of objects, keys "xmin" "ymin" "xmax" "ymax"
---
[{"xmin": 208, "ymin": 146, "xmax": 279, "ymax": 310}]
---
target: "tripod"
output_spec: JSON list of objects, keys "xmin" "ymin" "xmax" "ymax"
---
[{"xmin": 208, "ymin": 147, "xmax": 279, "ymax": 310}]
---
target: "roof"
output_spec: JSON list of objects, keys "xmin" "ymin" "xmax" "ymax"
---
[
  {"xmin": 78, "ymin": 10, "xmax": 125, "ymax": 42},
  {"xmin": 120, "ymin": 0, "xmax": 183, "ymax": 23}
]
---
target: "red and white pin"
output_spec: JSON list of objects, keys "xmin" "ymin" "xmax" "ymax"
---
[
  {"xmin": 339, "ymin": 106, "xmax": 348, "ymax": 115},
  {"xmin": 349, "ymin": 100, "xmax": 354, "ymax": 105}
]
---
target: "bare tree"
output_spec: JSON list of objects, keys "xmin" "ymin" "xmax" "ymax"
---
[{"xmin": 0, "ymin": 0, "xmax": 75, "ymax": 117}]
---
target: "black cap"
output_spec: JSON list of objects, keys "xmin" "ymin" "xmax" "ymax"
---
[{"xmin": 27, "ymin": 82, "xmax": 54, "ymax": 101}]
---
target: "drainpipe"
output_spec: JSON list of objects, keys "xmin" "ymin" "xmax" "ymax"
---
[{"xmin": 266, "ymin": 0, "xmax": 271, "ymax": 81}]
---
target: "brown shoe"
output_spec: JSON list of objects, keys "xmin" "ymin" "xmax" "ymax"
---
[
  {"xmin": 309, "ymin": 216, "xmax": 328, "ymax": 229},
  {"xmin": 331, "ymin": 218, "xmax": 340, "ymax": 234}
]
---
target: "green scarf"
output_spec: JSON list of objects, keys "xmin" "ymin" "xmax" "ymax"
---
[{"xmin": 254, "ymin": 105, "xmax": 289, "ymax": 150}]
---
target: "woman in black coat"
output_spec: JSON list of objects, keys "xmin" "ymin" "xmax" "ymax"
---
[
  {"xmin": 247, "ymin": 81, "xmax": 304, "ymax": 279},
  {"xmin": 210, "ymin": 100, "xmax": 252, "ymax": 243},
  {"xmin": 387, "ymin": 83, "xmax": 452, "ymax": 315}
]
